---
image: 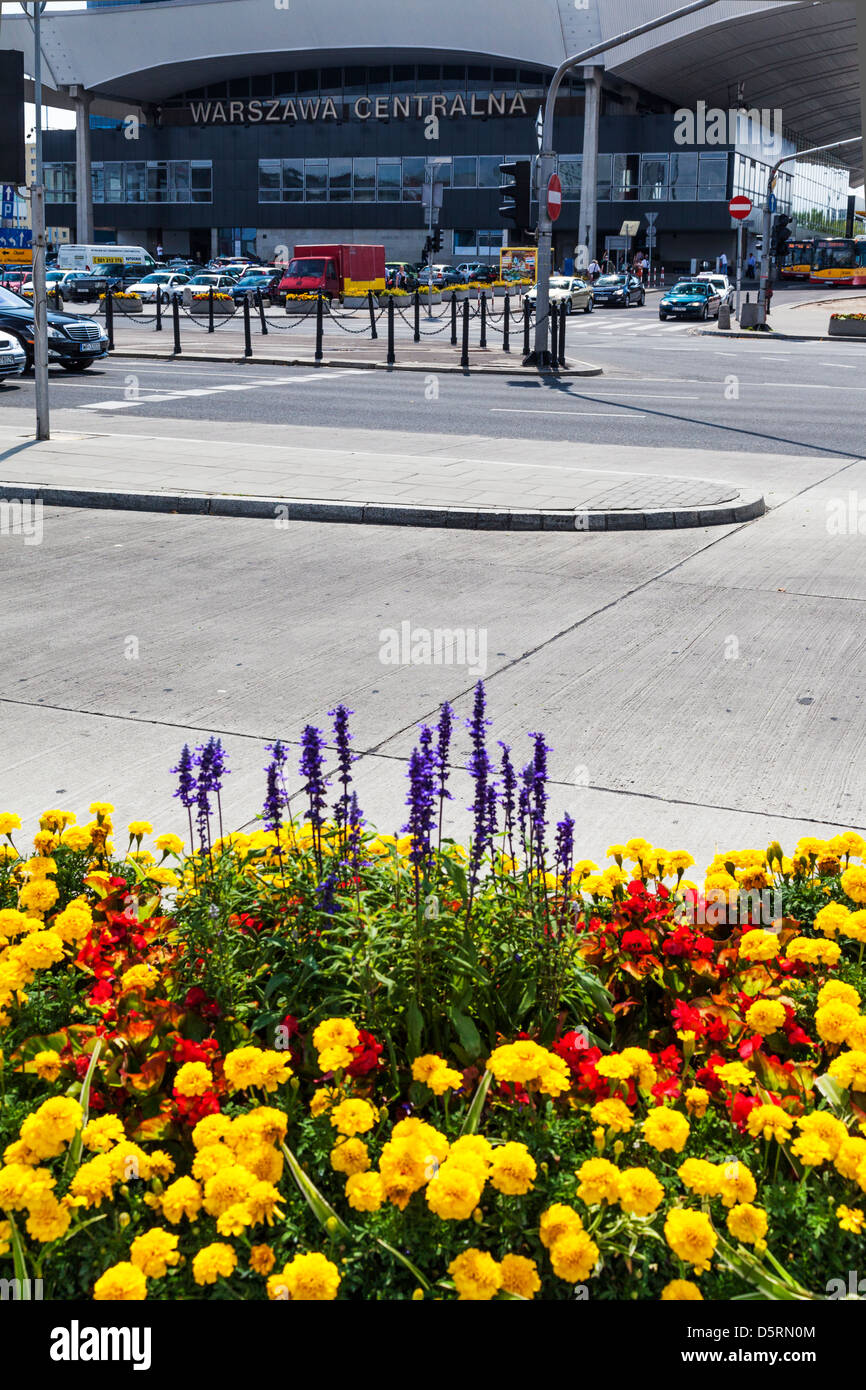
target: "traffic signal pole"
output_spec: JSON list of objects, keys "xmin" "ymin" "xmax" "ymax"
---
[
  {"xmin": 756, "ymin": 136, "xmax": 860, "ymax": 328},
  {"xmin": 529, "ymin": 0, "xmax": 723, "ymax": 367}
]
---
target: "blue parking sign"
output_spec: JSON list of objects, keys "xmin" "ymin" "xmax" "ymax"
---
[{"xmin": 1, "ymin": 184, "xmax": 15, "ymax": 219}]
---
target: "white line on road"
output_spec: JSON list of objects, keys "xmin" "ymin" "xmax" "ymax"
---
[
  {"xmin": 489, "ymin": 408, "xmax": 647, "ymax": 417},
  {"xmin": 75, "ymin": 370, "xmax": 360, "ymax": 410}
]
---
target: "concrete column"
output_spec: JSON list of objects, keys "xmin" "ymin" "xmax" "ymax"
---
[
  {"xmin": 577, "ymin": 66, "xmax": 603, "ymax": 264},
  {"xmin": 69, "ymin": 86, "xmax": 94, "ymax": 243}
]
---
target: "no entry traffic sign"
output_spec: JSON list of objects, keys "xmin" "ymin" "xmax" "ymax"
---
[
  {"xmin": 547, "ymin": 173, "xmax": 562, "ymax": 221},
  {"xmin": 728, "ymin": 195, "xmax": 752, "ymax": 220}
]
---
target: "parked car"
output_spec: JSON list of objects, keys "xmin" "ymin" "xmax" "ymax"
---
[
  {"xmin": 524, "ymin": 275, "xmax": 594, "ymax": 315},
  {"xmin": 0, "ymin": 265, "xmax": 30, "ymax": 294},
  {"xmin": 591, "ymin": 273, "xmax": 646, "ymax": 308},
  {"xmin": 0, "ymin": 285, "xmax": 109, "ymax": 371},
  {"xmin": 455, "ymin": 262, "xmax": 497, "ymax": 284},
  {"xmin": 658, "ymin": 279, "xmax": 722, "ymax": 320},
  {"xmin": 385, "ymin": 261, "xmax": 419, "ymax": 290},
  {"xmin": 418, "ymin": 264, "xmax": 462, "ymax": 289},
  {"xmin": 185, "ymin": 273, "xmax": 239, "ymax": 295},
  {"xmin": 0, "ymin": 328, "xmax": 27, "ymax": 380},
  {"xmin": 229, "ymin": 268, "xmax": 283, "ymax": 305},
  {"xmin": 125, "ymin": 271, "xmax": 190, "ymax": 303},
  {"xmin": 695, "ymin": 272, "xmax": 735, "ymax": 304},
  {"xmin": 661, "ymin": 276, "xmax": 722, "ymax": 319}
]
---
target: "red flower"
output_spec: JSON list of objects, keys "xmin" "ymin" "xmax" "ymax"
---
[
  {"xmin": 184, "ymin": 987, "xmax": 221, "ymax": 1020},
  {"xmin": 347, "ymin": 1029, "xmax": 384, "ymax": 1077},
  {"xmin": 731, "ymin": 1090, "xmax": 761, "ymax": 1131},
  {"xmin": 620, "ymin": 929, "xmax": 652, "ymax": 955},
  {"xmin": 172, "ymin": 1037, "xmax": 219, "ymax": 1066},
  {"xmin": 173, "ymin": 1091, "xmax": 221, "ymax": 1125}
]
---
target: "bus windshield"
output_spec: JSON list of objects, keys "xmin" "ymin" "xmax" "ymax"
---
[{"xmin": 813, "ymin": 240, "xmax": 855, "ymax": 271}]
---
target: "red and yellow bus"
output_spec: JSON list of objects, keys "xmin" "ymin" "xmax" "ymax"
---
[
  {"xmin": 778, "ymin": 239, "xmax": 815, "ymax": 279},
  {"xmin": 809, "ymin": 236, "xmax": 866, "ymax": 286}
]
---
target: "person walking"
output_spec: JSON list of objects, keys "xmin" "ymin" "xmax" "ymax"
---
[
  {"xmin": 588, "ymin": 257, "xmax": 600, "ymax": 282},
  {"xmin": 719, "ymin": 250, "xmax": 728, "ymax": 275},
  {"xmin": 746, "ymin": 252, "xmax": 756, "ymax": 280}
]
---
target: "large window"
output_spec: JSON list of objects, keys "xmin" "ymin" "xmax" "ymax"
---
[
  {"xmin": 377, "ymin": 159, "xmax": 401, "ymax": 202},
  {"xmin": 305, "ymin": 159, "xmax": 328, "ymax": 202},
  {"xmin": 596, "ymin": 154, "xmax": 612, "ymax": 201},
  {"xmin": 452, "ymin": 156, "xmax": 477, "ymax": 188},
  {"xmin": 559, "ymin": 156, "xmax": 582, "ymax": 201},
  {"xmin": 402, "ymin": 157, "xmax": 425, "ymax": 202},
  {"xmin": 329, "ymin": 157, "xmax": 352, "ymax": 202},
  {"xmin": 640, "ymin": 154, "xmax": 668, "ymax": 201},
  {"xmin": 698, "ymin": 152, "xmax": 728, "ymax": 200},
  {"xmin": 669, "ymin": 152, "xmax": 698, "ymax": 201},
  {"xmin": 353, "ymin": 157, "xmax": 376, "ymax": 201},
  {"xmin": 54, "ymin": 159, "xmax": 211, "ymax": 204},
  {"xmin": 612, "ymin": 154, "xmax": 640, "ymax": 200}
]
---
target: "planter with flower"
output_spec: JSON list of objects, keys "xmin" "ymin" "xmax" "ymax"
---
[
  {"xmin": 98, "ymin": 291, "xmax": 143, "ymax": 315},
  {"xmin": 828, "ymin": 313, "xmax": 866, "ymax": 338}
]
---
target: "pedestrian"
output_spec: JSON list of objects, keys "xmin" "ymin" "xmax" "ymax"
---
[
  {"xmin": 719, "ymin": 251, "xmax": 728, "ymax": 275},
  {"xmin": 588, "ymin": 257, "xmax": 600, "ymax": 282},
  {"xmin": 156, "ymin": 242, "xmax": 164, "ymax": 260},
  {"xmin": 746, "ymin": 252, "xmax": 756, "ymax": 280}
]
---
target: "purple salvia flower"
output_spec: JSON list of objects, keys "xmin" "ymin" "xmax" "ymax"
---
[
  {"xmin": 404, "ymin": 727, "xmax": 436, "ymax": 868},
  {"xmin": 171, "ymin": 744, "xmax": 197, "ymax": 809},
  {"xmin": 299, "ymin": 724, "xmax": 327, "ymax": 831},
  {"xmin": 527, "ymin": 731, "xmax": 552, "ymax": 871},
  {"xmin": 555, "ymin": 812, "xmax": 575, "ymax": 895},
  {"xmin": 329, "ymin": 704, "xmax": 354, "ymax": 833},
  {"xmin": 435, "ymin": 701, "xmax": 454, "ymax": 802},
  {"xmin": 466, "ymin": 681, "xmax": 494, "ymax": 884},
  {"xmin": 347, "ymin": 791, "xmax": 364, "ymax": 871},
  {"xmin": 193, "ymin": 739, "xmax": 217, "ymax": 854},
  {"xmin": 263, "ymin": 739, "xmax": 288, "ymax": 834},
  {"xmin": 498, "ymin": 741, "xmax": 516, "ymax": 856}
]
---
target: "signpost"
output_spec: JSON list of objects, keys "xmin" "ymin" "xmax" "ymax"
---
[
  {"xmin": 0, "ymin": 228, "xmax": 33, "ymax": 264},
  {"xmin": 1, "ymin": 184, "xmax": 15, "ymax": 221},
  {"xmin": 729, "ymin": 195, "xmax": 752, "ymax": 322},
  {"xmin": 645, "ymin": 211, "xmax": 658, "ymax": 284},
  {"xmin": 620, "ymin": 220, "xmax": 640, "ymax": 271}
]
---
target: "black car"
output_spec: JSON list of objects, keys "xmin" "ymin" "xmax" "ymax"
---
[
  {"xmin": 457, "ymin": 261, "xmax": 498, "ymax": 284},
  {"xmin": 0, "ymin": 285, "xmax": 109, "ymax": 371},
  {"xmin": 591, "ymin": 273, "xmax": 646, "ymax": 308},
  {"xmin": 229, "ymin": 269, "xmax": 283, "ymax": 305}
]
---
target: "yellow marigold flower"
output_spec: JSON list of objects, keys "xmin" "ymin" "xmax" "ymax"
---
[
  {"xmin": 60, "ymin": 825, "xmax": 91, "ymax": 852},
  {"xmin": 107, "ymin": 1141, "xmax": 151, "ymax": 1184},
  {"xmin": 590, "ymin": 1097, "xmax": 634, "ymax": 1132},
  {"xmin": 816, "ymin": 1001, "xmax": 859, "ymax": 1045},
  {"xmin": 192, "ymin": 1113, "xmax": 234, "ymax": 1149},
  {"xmin": 81, "ymin": 1115, "xmax": 126, "ymax": 1152},
  {"xmin": 330, "ymin": 1098, "xmax": 376, "ymax": 1137},
  {"xmin": 643, "ymin": 1107, "xmax": 690, "ymax": 1155},
  {"xmin": 791, "ymin": 1133, "xmax": 830, "ymax": 1166},
  {"xmin": 489, "ymin": 1142, "xmax": 537, "ymax": 1196},
  {"xmin": 129, "ymin": 1227, "xmax": 180, "ymax": 1278},
  {"xmin": 88, "ymin": 801, "xmax": 114, "ymax": 818},
  {"xmin": 745, "ymin": 1000, "xmax": 786, "ymax": 1035},
  {"xmin": 595, "ymin": 1055, "xmax": 633, "ymax": 1082},
  {"xmin": 716, "ymin": 1061, "xmax": 753, "ymax": 1089},
  {"xmin": 127, "ymin": 820, "xmax": 153, "ymax": 839},
  {"xmin": 618, "ymin": 1166, "xmax": 664, "ymax": 1217},
  {"xmin": 717, "ymin": 1161, "xmax": 756, "ymax": 1207},
  {"xmin": 426, "ymin": 1160, "xmax": 484, "ymax": 1220},
  {"xmin": 192, "ymin": 1242, "xmax": 237, "ymax": 1286},
  {"xmin": 161, "ymin": 1176, "xmax": 203, "ymax": 1224},
  {"xmin": 32, "ymin": 1049, "xmax": 62, "ymax": 1082},
  {"xmin": 549, "ymin": 1228, "xmax": 599, "ymax": 1283},
  {"xmin": 238, "ymin": 1106, "xmax": 288, "ymax": 1147},
  {"xmin": 738, "ymin": 929, "xmax": 780, "ymax": 962},
  {"xmin": 678, "ymin": 1158, "xmax": 721, "ymax": 1197},
  {"xmin": 0, "ymin": 909, "xmax": 28, "ymax": 940},
  {"xmin": 223, "ymin": 1046, "xmax": 292, "ymax": 1093},
  {"xmin": 664, "ymin": 1208, "xmax": 717, "ymax": 1274},
  {"xmin": 69, "ymin": 1154, "xmax": 115, "ymax": 1208},
  {"xmin": 539, "ymin": 1203, "xmax": 584, "ymax": 1249},
  {"xmin": 93, "ymin": 1261, "xmax": 147, "ymax": 1301},
  {"xmin": 500, "ymin": 1253, "xmax": 541, "ymax": 1299},
  {"xmin": 330, "ymin": 1138, "xmax": 370, "ymax": 1176},
  {"xmin": 309, "ymin": 1087, "xmax": 339, "ymax": 1118},
  {"xmin": 661, "ymin": 1279, "xmax": 703, "ymax": 1300},
  {"xmin": 837, "ymin": 1204, "xmax": 865, "ymax": 1234},
  {"xmin": 154, "ymin": 833, "xmax": 184, "ymax": 855},
  {"xmin": 448, "ymin": 1248, "xmax": 502, "ymax": 1301},
  {"xmin": 797, "ymin": 1111, "xmax": 847, "ymax": 1158},
  {"xmin": 250, "ymin": 1244, "xmax": 276, "ymax": 1275},
  {"xmin": 174, "ymin": 1061, "xmax": 213, "ymax": 1097},
  {"xmin": 621, "ymin": 1047, "xmax": 658, "ymax": 1089},
  {"xmin": 120, "ymin": 963, "xmax": 159, "ymax": 995},
  {"xmin": 814, "ymin": 903, "xmax": 850, "ymax": 938},
  {"xmin": 576, "ymin": 1157, "xmax": 621, "ymax": 1206},
  {"xmin": 746, "ymin": 1104, "xmax": 793, "ymax": 1144},
  {"xmin": 280, "ymin": 1251, "xmax": 340, "ymax": 1301},
  {"xmin": 684, "ymin": 1086, "xmax": 710, "ymax": 1118},
  {"xmin": 312, "ymin": 1017, "xmax": 359, "ymax": 1057},
  {"xmin": 19, "ymin": 1097, "xmax": 83, "ymax": 1159},
  {"xmin": 841, "ymin": 865, "xmax": 866, "ymax": 904},
  {"xmin": 448, "ymin": 1135, "xmax": 492, "ymax": 1174},
  {"xmin": 18, "ymin": 880, "xmax": 59, "ymax": 915},
  {"xmin": 830, "ymin": 1052, "xmax": 866, "ymax": 1093},
  {"xmin": 25, "ymin": 1192, "xmax": 71, "ymax": 1243},
  {"xmin": 345, "ymin": 1170, "xmax": 385, "ymax": 1212},
  {"xmin": 53, "ymin": 902, "xmax": 93, "ymax": 943},
  {"xmin": 0, "ymin": 812, "xmax": 21, "ymax": 838},
  {"xmin": 427, "ymin": 1064, "xmax": 464, "ymax": 1096},
  {"xmin": 412, "ymin": 1054, "xmax": 449, "ymax": 1084},
  {"xmin": 834, "ymin": 1136, "xmax": 866, "ymax": 1181},
  {"xmin": 203, "ymin": 1164, "xmax": 256, "ymax": 1218},
  {"xmin": 840, "ymin": 910, "xmax": 866, "ymax": 944},
  {"xmin": 15, "ymin": 929, "xmax": 64, "ymax": 971},
  {"xmin": 216, "ymin": 1202, "xmax": 253, "ymax": 1237},
  {"xmin": 727, "ymin": 1202, "xmax": 768, "ymax": 1249}
]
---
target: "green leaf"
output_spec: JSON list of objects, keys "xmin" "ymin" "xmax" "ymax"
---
[
  {"xmin": 460, "ymin": 1069, "xmax": 492, "ymax": 1135},
  {"xmin": 67, "ymin": 1038, "xmax": 103, "ymax": 1171},
  {"xmin": 281, "ymin": 1141, "xmax": 351, "ymax": 1239},
  {"xmin": 815, "ymin": 1073, "xmax": 854, "ymax": 1123},
  {"xmin": 449, "ymin": 1008, "xmax": 482, "ymax": 1059},
  {"xmin": 373, "ymin": 1238, "xmax": 431, "ymax": 1291},
  {"xmin": 9, "ymin": 1216, "xmax": 29, "ymax": 1291},
  {"xmin": 716, "ymin": 1235, "xmax": 819, "ymax": 1300},
  {"xmin": 264, "ymin": 973, "xmax": 291, "ymax": 1001},
  {"xmin": 442, "ymin": 856, "xmax": 468, "ymax": 904},
  {"xmin": 407, "ymin": 999, "xmax": 423, "ymax": 1057}
]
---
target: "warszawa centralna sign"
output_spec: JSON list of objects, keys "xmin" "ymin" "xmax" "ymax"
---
[{"xmin": 169, "ymin": 92, "xmax": 531, "ymax": 125}]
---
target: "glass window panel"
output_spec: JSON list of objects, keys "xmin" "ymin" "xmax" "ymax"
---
[
  {"xmin": 273, "ymin": 71, "xmax": 295, "ymax": 95},
  {"xmin": 90, "ymin": 164, "xmax": 104, "ymax": 204},
  {"xmin": 698, "ymin": 152, "xmax": 728, "ymax": 200},
  {"xmin": 259, "ymin": 159, "xmax": 281, "ymax": 202},
  {"xmin": 329, "ymin": 157, "xmax": 352, "ymax": 202},
  {"xmin": 282, "ymin": 158, "xmax": 303, "ymax": 202},
  {"xmin": 353, "ymin": 157, "xmax": 376, "ymax": 201},
  {"xmin": 297, "ymin": 70, "xmax": 318, "ymax": 93},
  {"xmin": 146, "ymin": 162, "xmax": 168, "ymax": 202},
  {"xmin": 171, "ymin": 161, "xmax": 190, "ymax": 203},
  {"xmin": 453, "ymin": 229, "xmax": 476, "ymax": 253},
  {"xmin": 305, "ymin": 159, "xmax": 328, "ymax": 201},
  {"xmin": 190, "ymin": 161, "xmax": 212, "ymax": 203},
  {"xmin": 612, "ymin": 153, "xmax": 640, "ymax": 200},
  {"xmin": 452, "ymin": 156, "xmax": 477, "ymax": 188},
  {"xmin": 669, "ymin": 151, "xmax": 697, "ymax": 201},
  {"xmin": 368, "ymin": 66, "xmax": 389, "ymax": 93},
  {"xmin": 320, "ymin": 67, "xmax": 341, "ymax": 91},
  {"xmin": 125, "ymin": 162, "xmax": 146, "ymax": 202},
  {"xmin": 105, "ymin": 162, "xmax": 124, "ymax": 202},
  {"xmin": 428, "ymin": 158, "xmax": 451, "ymax": 187},
  {"xmin": 478, "ymin": 156, "xmax": 501, "ymax": 188},
  {"xmin": 251, "ymin": 74, "xmax": 273, "ymax": 98},
  {"xmin": 402, "ymin": 156, "xmax": 425, "ymax": 202},
  {"xmin": 377, "ymin": 159, "xmax": 401, "ymax": 202},
  {"xmin": 639, "ymin": 154, "xmax": 668, "ymax": 201},
  {"xmin": 596, "ymin": 153, "xmax": 612, "ymax": 200},
  {"xmin": 559, "ymin": 156, "xmax": 582, "ymax": 200}
]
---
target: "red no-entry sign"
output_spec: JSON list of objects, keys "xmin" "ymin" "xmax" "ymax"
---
[
  {"xmin": 728, "ymin": 195, "xmax": 752, "ymax": 220},
  {"xmin": 547, "ymin": 173, "xmax": 562, "ymax": 221}
]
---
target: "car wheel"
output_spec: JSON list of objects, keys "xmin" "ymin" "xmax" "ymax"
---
[
  {"xmin": 584, "ymin": 297, "xmax": 593, "ymax": 313},
  {"xmin": 639, "ymin": 293, "xmax": 646, "ymax": 307},
  {"xmin": 659, "ymin": 312, "xmax": 667, "ymax": 321},
  {"xmin": 61, "ymin": 360, "xmax": 93, "ymax": 372},
  {"xmin": 565, "ymin": 299, "xmax": 573, "ymax": 315},
  {"xmin": 701, "ymin": 304, "xmax": 709, "ymax": 320}
]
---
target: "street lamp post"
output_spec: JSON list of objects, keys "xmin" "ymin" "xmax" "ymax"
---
[
  {"xmin": 23, "ymin": 0, "xmax": 49, "ymax": 439},
  {"xmin": 531, "ymin": 0, "xmax": 723, "ymax": 366},
  {"xmin": 424, "ymin": 158, "xmax": 450, "ymax": 319},
  {"xmin": 756, "ymin": 137, "xmax": 860, "ymax": 327}
]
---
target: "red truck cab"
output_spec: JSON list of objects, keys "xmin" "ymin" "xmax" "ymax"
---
[{"xmin": 278, "ymin": 244, "xmax": 385, "ymax": 304}]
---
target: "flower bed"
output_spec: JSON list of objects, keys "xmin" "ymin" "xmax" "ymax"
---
[
  {"xmin": 828, "ymin": 313, "xmax": 866, "ymax": 338},
  {"xmin": 3, "ymin": 686, "xmax": 866, "ymax": 1302}
]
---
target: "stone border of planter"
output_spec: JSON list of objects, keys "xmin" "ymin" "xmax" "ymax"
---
[
  {"xmin": 190, "ymin": 302, "xmax": 236, "ymax": 316},
  {"xmin": 828, "ymin": 317, "xmax": 866, "ymax": 337},
  {"xmin": 341, "ymin": 296, "xmax": 369, "ymax": 308},
  {"xmin": 284, "ymin": 301, "xmax": 319, "ymax": 316},
  {"xmin": 99, "ymin": 298, "xmax": 143, "ymax": 315}
]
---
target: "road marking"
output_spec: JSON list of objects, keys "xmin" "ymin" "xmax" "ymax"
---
[
  {"xmin": 75, "ymin": 370, "xmax": 359, "ymax": 410},
  {"xmin": 819, "ymin": 362, "xmax": 856, "ymax": 369},
  {"xmin": 489, "ymin": 408, "xmax": 647, "ymax": 417}
]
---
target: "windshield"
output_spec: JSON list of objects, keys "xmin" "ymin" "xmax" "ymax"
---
[
  {"xmin": 672, "ymin": 282, "xmax": 708, "ymax": 294},
  {"xmin": 813, "ymin": 242, "xmax": 853, "ymax": 271},
  {"xmin": 596, "ymin": 276, "xmax": 624, "ymax": 286},
  {"xmin": 140, "ymin": 273, "xmax": 170, "ymax": 283},
  {"xmin": 0, "ymin": 286, "xmax": 28, "ymax": 308},
  {"xmin": 287, "ymin": 260, "xmax": 324, "ymax": 276},
  {"xmin": 189, "ymin": 275, "xmax": 218, "ymax": 284}
]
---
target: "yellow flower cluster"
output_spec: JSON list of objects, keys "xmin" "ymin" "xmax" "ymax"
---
[
  {"xmin": 266, "ymin": 1251, "xmax": 341, "ymax": 1301},
  {"xmin": 312, "ymin": 1017, "xmax": 360, "ymax": 1073},
  {"xmin": 411, "ymin": 1053, "xmax": 464, "ymax": 1096},
  {"xmin": 447, "ymin": 1248, "xmax": 541, "ymax": 1301},
  {"xmin": 223, "ymin": 1046, "xmax": 293, "ymax": 1093},
  {"xmin": 539, "ymin": 1203, "xmax": 600, "ymax": 1283},
  {"xmin": 486, "ymin": 1040, "xmax": 570, "ymax": 1096}
]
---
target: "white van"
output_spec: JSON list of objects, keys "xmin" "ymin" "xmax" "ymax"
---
[{"xmin": 57, "ymin": 244, "xmax": 156, "ymax": 275}]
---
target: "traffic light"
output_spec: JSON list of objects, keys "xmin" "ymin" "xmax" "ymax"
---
[
  {"xmin": 432, "ymin": 226, "xmax": 443, "ymax": 255},
  {"xmin": 420, "ymin": 234, "xmax": 433, "ymax": 266},
  {"xmin": 499, "ymin": 160, "xmax": 532, "ymax": 230},
  {"xmin": 771, "ymin": 214, "xmax": 792, "ymax": 257}
]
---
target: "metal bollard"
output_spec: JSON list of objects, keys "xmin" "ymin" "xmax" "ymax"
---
[
  {"xmin": 257, "ymin": 288, "xmax": 268, "ymax": 336},
  {"xmin": 450, "ymin": 294, "xmax": 457, "ymax": 346},
  {"xmin": 315, "ymin": 292, "xmax": 324, "ymax": 363},
  {"xmin": 105, "ymin": 291, "xmax": 114, "ymax": 350},
  {"xmin": 461, "ymin": 298, "xmax": 469, "ymax": 369},
  {"xmin": 480, "ymin": 291, "xmax": 487, "ymax": 348},
  {"xmin": 387, "ymin": 296, "xmax": 395, "ymax": 365},
  {"xmin": 243, "ymin": 294, "xmax": 252, "ymax": 358},
  {"xmin": 550, "ymin": 304, "xmax": 558, "ymax": 366},
  {"xmin": 155, "ymin": 289, "xmax": 162, "ymax": 332},
  {"xmin": 413, "ymin": 289, "xmax": 420, "ymax": 343},
  {"xmin": 503, "ymin": 293, "xmax": 510, "ymax": 352},
  {"xmin": 368, "ymin": 289, "xmax": 377, "ymax": 340},
  {"xmin": 208, "ymin": 286, "xmax": 214, "ymax": 333},
  {"xmin": 172, "ymin": 293, "xmax": 181, "ymax": 353},
  {"xmin": 523, "ymin": 298, "xmax": 531, "ymax": 356},
  {"xmin": 558, "ymin": 302, "xmax": 567, "ymax": 367}
]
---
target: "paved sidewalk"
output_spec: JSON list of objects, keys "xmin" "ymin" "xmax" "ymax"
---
[
  {"xmin": 700, "ymin": 292, "xmax": 866, "ymax": 342},
  {"xmin": 0, "ymin": 422, "xmax": 765, "ymax": 531}
]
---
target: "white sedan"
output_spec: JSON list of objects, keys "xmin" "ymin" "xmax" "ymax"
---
[
  {"xmin": 0, "ymin": 330, "xmax": 27, "ymax": 380},
  {"xmin": 695, "ymin": 273, "xmax": 735, "ymax": 304},
  {"xmin": 125, "ymin": 271, "xmax": 190, "ymax": 303},
  {"xmin": 523, "ymin": 275, "xmax": 594, "ymax": 314}
]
